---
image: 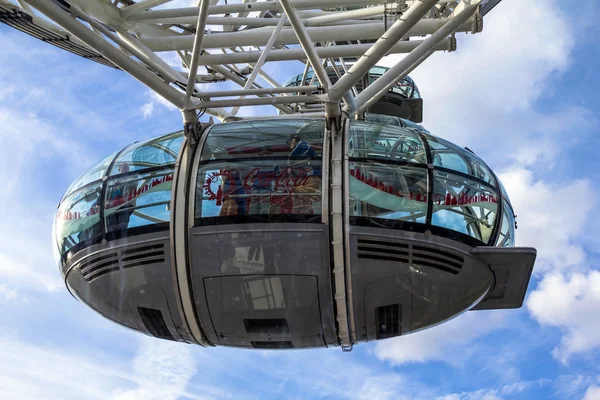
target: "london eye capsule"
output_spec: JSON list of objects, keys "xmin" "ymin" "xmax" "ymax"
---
[{"xmin": 54, "ymin": 115, "xmax": 536, "ymax": 349}]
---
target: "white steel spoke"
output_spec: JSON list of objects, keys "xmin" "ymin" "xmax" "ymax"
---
[{"xmin": 4, "ymin": 0, "xmax": 492, "ymax": 118}]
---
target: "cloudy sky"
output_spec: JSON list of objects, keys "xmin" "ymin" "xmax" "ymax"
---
[{"xmin": 1, "ymin": 0, "xmax": 600, "ymax": 399}]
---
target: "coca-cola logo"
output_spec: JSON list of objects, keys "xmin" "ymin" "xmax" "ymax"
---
[{"xmin": 202, "ymin": 167, "xmax": 315, "ymax": 205}]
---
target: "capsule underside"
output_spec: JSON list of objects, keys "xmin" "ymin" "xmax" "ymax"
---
[{"xmin": 55, "ymin": 117, "xmax": 534, "ymax": 349}]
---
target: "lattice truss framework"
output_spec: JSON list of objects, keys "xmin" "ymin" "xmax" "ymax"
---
[{"xmin": 0, "ymin": 0, "xmax": 502, "ymax": 121}]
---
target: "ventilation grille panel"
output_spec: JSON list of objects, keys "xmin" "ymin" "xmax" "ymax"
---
[
  {"xmin": 244, "ymin": 318, "xmax": 289, "ymax": 334},
  {"xmin": 376, "ymin": 304, "xmax": 400, "ymax": 339},
  {"xmin": 357, "ymin": 238, "xmax": 463, "ymax": 275},
  {"xmin": 251, "ymin": 341, "xmax": 294, "ymax": 349},
  {"xmin": 79, "ymin": 252, "xmax": 119, "ymax": 282},
  {"xmin": 121, "ymin": 243, "xmax": 166, "ymax": 269},
  {"xmin": 138, "ymin": 307, "xmax": 175, "ymax": 341},
  {"xmin": 77, "ymin": 242, "xmax": 167, "ymax": 282}
]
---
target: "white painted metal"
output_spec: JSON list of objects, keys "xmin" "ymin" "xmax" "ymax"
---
[
  {"xmin": 140, "ymin": 19, "xmax": 477, "ymax": 51},
  {"xmin": 330, "ymin": 118, "xmax": 351, "ymax": 347},
  {"xmin": 5, "ymin": 0, "xmax": 487, "ymax": 127},
  {"xmin": 192, "ymin": 39, "xmax": 452, "ymax": 65},
  {"xmin": 327, "ymin": 0, "xmax": 439, "ymax": 103},
  {"xmin": 353, "ymin": 2, "xmax": 480, "ymax": 112},
  {"xmin": 21, "ymin": 0, "xmax": 192, "ymax": 109},
  {"xmin": 230, "ymin": 16, "xmax": 286, "ymax": 116},
  {"xmin": 185, "ymin": 0, "xmax": 211, "ymax": 109}
]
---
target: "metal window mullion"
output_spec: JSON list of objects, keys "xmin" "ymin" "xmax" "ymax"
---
[
  {"xmin": 100, "ymin": 145, "xmax": 132, "ymax": 239},
  {"xmin": 342, "ymin": 118, "xmax": 356, "ymax": 345},
  {"xmin": 330, "ymin": 120, "xmax": 351, "ymax": 348},
  {"xmin": 171, "ymin": 130, "xmax": 212, "ymax": 346},
  {"xmin": 418, "ymin": 133, "xmax": 434, "ymax": 226},
  {"xmin": 487, "ymin": 171, "xmax": 504, "ymax": 246}
]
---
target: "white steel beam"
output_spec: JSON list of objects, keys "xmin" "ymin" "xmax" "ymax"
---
[
  {"xmin": 328, "ymin": 0, "xmax": 439, "ymax": 103},
  {"xmin": 120, "ymin": 0, "xmax": 172, "ymax": 18},
  {"xmin": 204, "ymin": 86, "xmax": 318, "ymax": 97},
  {"xmin": 185, "ymin": 0, "xmax": 211, "ymax": 109},
  {"xmin": 140, "ymin": 18, "xmax": 478, "ymax": 51},
  {"xmin": 352, "ymin": 2, "xmax": 480, "ymax": 112},
  {"xmin": 22, "ymin": 0, "xmax": 190, "ymax": 110},
  {"xmin": 127, "ymin": 0, "xmax": 388, "ymax": 20},
  {"xmin": 207, "ymin": 64, "xmax": 294, "ymax": 114},
  {"xmin": 194, "ymin": 39, "xmax": 453, "ymax": 65},
  {"xmin": 230, "ymin": 16, "xmax": 286, "ymax": 116},
  {"xmin": 357, "ymin": 51, "xmax": 434, "ymax": 114},
  {"xmin": 280, "ymin": 0, "xmax": 332, "ymax": 90},
  {"xmin": 195, "ymin": 94, "xmax": 321, "ymax": 109}
]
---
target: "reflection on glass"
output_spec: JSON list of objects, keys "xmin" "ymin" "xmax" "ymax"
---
[
  {"xmin": 349, "ymin": 122, "xmax": 427, "ymax": 163},
  {"xmin": 432, "ymin": 171, "xmax": 498, "ymax": 243},
  {"xmin": 104, "ymin": 169, "xmax": 174, "ymax": 233},
  {"xmin": 196, "ymin": 119, "xmax": 324, "ymax": 224},
  {"xmin": 110, "ymin": 131, "xmax": 183, "ymax": 175},
  {"xmin": 201, "ymin": 120, "xmax": 324, "ymax": 161},
  {"xmin": 349, "ymin": 162, "xmax": 428, "ymax": 223},
  {"xmin": 196, "ymin": 160, "xmax": 322, "ymax": 220},
  {"xmin": 427, "ymin": 136, "xmax": 494, "ymax": 185},
  {"xmin": 497, "ymin": 201, "xmax": 515, "ymax": 247},
  {"xmin": 55, "ymin": 183, "xmax": 103, "ymax": 257},
  {"xmin": 246, "ymin": 277, "xmax": 286, "ymax": 310},
  {"xmin": 63, "ymin": 152, "xmax": 117, "ymax": 198}
]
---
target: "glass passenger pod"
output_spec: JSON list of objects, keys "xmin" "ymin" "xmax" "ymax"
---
[
  {"xmin": 54, "ymin": 131, "xmax": 184, "ymax": 264},
  {"xmin": 283, "ymin": 65, "xmax": 424, "ymax": 123}
]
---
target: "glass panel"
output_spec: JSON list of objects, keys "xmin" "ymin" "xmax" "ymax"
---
[
  {"xmin": 63, "ymin": 151, "xmax": 117, "ymax": 197},
  {"xmin": 110, "ymin": 131, "xmax": 183, "ymax": 175},
  {"xmin": 104, "ymin": 168, "xmax": 174, "ymax": 233},
  {"xmin": 496, "ymin": 201, "xmax": 515, "ymax": 247},
  {"xmin": 349, "ymin": 121, "xmax": 427, "ymax": 164},
  {"xmin": 426, "ymin": 136, "xmax": 494, "ymax": 185},
  {"xmin": 432, "ymin": 171, "xmax": 498, "ymax": 244},
  {"xmin": 55, "ymin": 183, "xmax": 103, "ymax": 258},
  {"xmin": 349, "ymin": 161, "xmax": 428, "ymax": 223},
  {"xmin": 201, "ymin": 120, "xmax": 324, "ymax": 161},
  {"xmin": 195, "ymin": 159, "xmax": 322, "ymax": 220}
]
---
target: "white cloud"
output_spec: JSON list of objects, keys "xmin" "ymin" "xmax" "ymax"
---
[
  {"xmin": 497, "ymin": 167, "xmax": 596, "ymax": 274},
  {"xmin": 527, "ymin": 271, "xmax": 600, "ymax": 364},
  {"xmin": 374, "ymin": 311, "xmax": 506, "ymax": 365},
  {"xmin": 381, "ymin": 0, "xmax": 593, "ymax": 168},
  {"xmin": 584, "ymin": 385, "xmax": 600, "ymax": 400},
  {"xmin": 114, "ymin": 336, "xmax": 199, "ymax": 400},
  {"xmin": 0, "ymin": 284, "xmax": 17, "ymax": 301}
]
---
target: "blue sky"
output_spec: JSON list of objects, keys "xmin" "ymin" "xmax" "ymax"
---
[{"xmin": 1, "ymin": 0, "xmax": 600, "ymax": 399}]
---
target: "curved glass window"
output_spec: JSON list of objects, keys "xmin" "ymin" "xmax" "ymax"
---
[
  {"xmin": 284, "ymin": 66, "xmax": 420, "ymax": 99},
  {"xmin": 349, "ymin": 122, "xmax": 427, "ymax": 164},
  {"xmin": 63, "ymin": 151, "xmax": 117, "ymax": 198},
  {"xmin": 496, "ymin": 201, "xmax": 515, "ymax": 247},
  {"xmin": 364, "ymin": 113, "xmax": 430, "ymax": 133},
  {"xmin": 110, "ymin": 131, "xmax": 183, "ymax": 175},
  {"xmin": 431, "ymin": 171, "xmax": 498, "ymax": 244},
  {"xmin": 202, "ymin": 120, "xmax": 323, "ymax": 161},
  {"xmin": 56, "ymin": 130, "xmax": 184, "ymax": 261},
  {"xmin": 349, "ymin": 162, "xmax": 428, "ymax": 223},
  {"xmin": 196, "ymin": 120, "xmax": 324, "ymax": 224},
  {"xmin": 426, "ymin": 136, "xmax": 494, "ymax": 185},
  {"xmin": 104, "ymin": 168, "xmax": 173, "ymax": 234},
  {"xmin": 55, "ymin": 182, "xmax": 103, "ymax": 258}
]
